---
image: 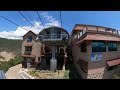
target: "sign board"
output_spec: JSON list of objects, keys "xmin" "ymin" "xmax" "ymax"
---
[{"xmin": 91, "ymin": 53, "xmax": 102, "ymax": 62}]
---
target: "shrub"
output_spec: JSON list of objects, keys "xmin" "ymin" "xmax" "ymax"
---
[
  {"xmin": 0, "ymin": 56, "xmax": 22, "ymax": 72},
  {"xmin": 28, "ymin": 69, "xmax": 39, "ymax": 77}
]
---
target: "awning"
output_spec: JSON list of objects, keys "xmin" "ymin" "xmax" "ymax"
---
[
  {"xmin": 107, "ymin": 59, "xmax": 120, "ymax": 67},
  {"xmin": 24, "ymin": 43, "xmax": 33, "ymax": 46},
  {"xmin": 21, "ymin": 54, "xmax": 35, "ymax": 58},
  {"xmin": 77, "ymin": 34, "xmax": 120, "ymax": 44}
]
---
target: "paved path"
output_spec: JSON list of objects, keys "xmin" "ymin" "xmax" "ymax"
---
[{"xmin": 5, "ymin": 64, "xmax": 22, "ymax": 79}]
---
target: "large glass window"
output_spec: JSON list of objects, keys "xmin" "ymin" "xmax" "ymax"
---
[
  {"xmin": 27, "ymin": 36, "xmax": 32, "ymax": 42},
  {"xmin": 108, "ymin": 42, "xmax": 117, "ymax": 51},
  {"xmin": 81, "ymin": 42, "xmax": 87, "ymax": 52},
  {"xmin": 92, "ymin": 41, "xmax": 106, "ymax": 52}
]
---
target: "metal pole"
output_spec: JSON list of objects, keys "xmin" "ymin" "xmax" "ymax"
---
[{"xmin": 50, "ymin": 27, "xmax": 57, "ymax": 71}]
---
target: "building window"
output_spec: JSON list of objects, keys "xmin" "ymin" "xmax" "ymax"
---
[
  {"xmin": 92, "ymin": 41, "xmax": 106, "ymax": 52},
  {"xmin": 27, "ymin": 36, "xmax": 32, "ymax": 42},
  {"xmin": 81, "ymin": 42, "xmax": 87, "ymax": 52},
  {"xmin": 26, "ymin": 46, "xmax": 32, "ymax": 51},
  {"xmin": 108, "ymin": 42, "xmax": 117, "ymax": 51}
]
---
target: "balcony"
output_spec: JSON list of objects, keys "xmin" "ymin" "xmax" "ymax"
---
[
  {"xmin": 39, "ymin": 34, "xmax": 69, "ymax": 42},
  {"xmin": 72, "ymin": 29, "xmax": 120, "ymax": 41}
]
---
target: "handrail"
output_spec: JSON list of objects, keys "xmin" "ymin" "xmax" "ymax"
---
[
  {"xmin": 19, "ymin": 68, "xmax": 34, "ymax": 79},
  {"xmin": 39, "ymin": 34, "xmax": 68, "ymax": 40},
  {"xmin": 72, "ymin": 29, "xmax": 120, "ymax": 40}
]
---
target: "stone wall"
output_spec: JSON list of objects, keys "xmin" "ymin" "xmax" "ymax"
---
[{"xmin": 87, "ymin": 65, "xmax": 120, "ymax": 79}]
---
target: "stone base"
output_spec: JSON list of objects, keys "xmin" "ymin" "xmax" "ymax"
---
[{"xmin": 50, "ymin": 59, "xmax": 57, "ymax": 72}]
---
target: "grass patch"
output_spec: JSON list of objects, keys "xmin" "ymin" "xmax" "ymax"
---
[
  {"xmin": 64, "ymin": 70, "xmax": 69, "ymax": 79},
  {"xmin": 28, "ymin": 68, "xmax": 40, "ymax": 78},
  {"xmin": 112, "ymin": 74, "xmax": 120, "ymax": 79}
]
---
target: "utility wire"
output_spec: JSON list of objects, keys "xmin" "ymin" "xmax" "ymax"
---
[
  {"xmin": 60, "ymin": 11, "xmax": 62, "ymax": 28},
  {"xmin": 36, "ymin": 11, "xmax": 45, "ymax": 29},
  {"xmin": 25, "ymin": 11, "xmax": 34, "ymax": 23},
  {"xmin": 25, "ymin": 11, "xmax": 40, "ymax": 32},
  {"xmin": 1, "ymin": 16, "xmax": 29, "ymax": 31},
  {"xmin": 25, "ymin": 11, "xmax": 43, "ymax": 36},
  {"xmin": 18, "ymin": 11, "xmax": 40, "ymax": 32}
]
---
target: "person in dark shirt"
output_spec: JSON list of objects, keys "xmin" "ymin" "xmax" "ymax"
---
[{"xmin": 59, "ymin": 48, "xmax": 65, "ymax": 70}]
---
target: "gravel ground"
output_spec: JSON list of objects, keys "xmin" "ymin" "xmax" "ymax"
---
[{"xmin": 5, "ymin": 64, "xmax": 22, "ymax": 79}]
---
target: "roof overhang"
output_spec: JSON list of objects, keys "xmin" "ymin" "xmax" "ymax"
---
[
  {"xmin": 77, "ymin": 34, "xmax": 120, "ymax": 44},
  {"xmin": 24, "ymin": 43, "xmax": 33, "ymax": 46},
  {"xmin": 72, "ymin": 24, "xmax": 117, "ymax": 36},
  {"xmin": 22, "ymin": 30, "xmax": 37, "ymax": 37},
  {"xmin": 107, "ymin": 59, "xmax": 120, "ymax": 67}
]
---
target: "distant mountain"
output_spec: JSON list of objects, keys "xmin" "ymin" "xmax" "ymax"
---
[{"xmin": 0, "ymin": 38, "xmax": 22, "ymax": 55}]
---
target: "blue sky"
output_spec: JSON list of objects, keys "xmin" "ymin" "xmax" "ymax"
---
[{"xmin": 0, "ymin": 11, "xmax": 120, "ymax": 39}]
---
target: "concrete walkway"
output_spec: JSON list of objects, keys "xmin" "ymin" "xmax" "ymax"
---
[{"xmin": 5, "ymin": 64, "xmax": 22, "ymax": 79}]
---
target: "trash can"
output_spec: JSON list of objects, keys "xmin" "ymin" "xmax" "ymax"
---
[{"xmin": 27, "ymin": 62, "xmax": 30, "ymax": 69}]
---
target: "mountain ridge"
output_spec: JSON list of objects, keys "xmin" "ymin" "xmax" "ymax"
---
[{"xmin": 0, "ymin": 38, "xmax": 22, "ymax": 55}]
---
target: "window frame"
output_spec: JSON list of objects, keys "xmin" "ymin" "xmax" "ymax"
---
[
  {"xmin": 108, "ymin": 41, "xmax": 117, "ymax": 51},
  {"xmin": 80, "ymin": 42, "xmax": 87, "ymax": 52},
  {"xmin": 26, "ymin": 46, "xmax": 32, "ymax": 51},
  {"xmin": 92, "ymin": 41, "xmax": 106, "ymax": 53},
  {"xmin": 27, "ymin": 36, "xmax": 33, "ymax": 42}
]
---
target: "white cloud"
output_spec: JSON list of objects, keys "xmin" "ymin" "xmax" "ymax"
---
[
  {"xmin": 0, "ymin": 22, "xmax": 42, "ymax": 40},
  {"xmin": 40, "ymin": 12, "xmax": 61, "ymax": 27},
  {"xmin": 0, "ymin": 12, "xmax": 61, "ymax": 39}
]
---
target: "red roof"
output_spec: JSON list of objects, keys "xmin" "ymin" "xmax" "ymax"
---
[
  {"xmin": 74, "ymin": 25, "xmax": 86, "ymax": 31},
  {"xmin": 72, "ymin": 24, "xmax": 117, "ymax": 35},
  {"xmin": 77, "ymin": 34, "xmax": 120, "ymax": 44},
  {"xmin": 23, "ymin": 30, "xmax": 37, "ymax": 37},
  {"xmin": 107, "ymin": 59, "xmax": 120, "ymax": 67},
  {"xmin": 21, "ymin": 54, "xmax": 35, "ymax": 58}
]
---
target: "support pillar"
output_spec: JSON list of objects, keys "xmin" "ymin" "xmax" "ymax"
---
[
  {"xmin": 27, "ymin": 58, "xmax": 30, "ymax": 69},
  {"xmin": 50, "ymin": 45, "xmax": 57, "ymax": 71}
]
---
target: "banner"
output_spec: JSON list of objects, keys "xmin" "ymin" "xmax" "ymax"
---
[{"xmin": 91, "ymin": 53, "xmax": 102, "ymax": 62}]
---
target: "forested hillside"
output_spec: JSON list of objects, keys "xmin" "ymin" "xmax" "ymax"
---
[{"xmin": 0, "ymin": 38, "xmax": 22, "ymax": 55}]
